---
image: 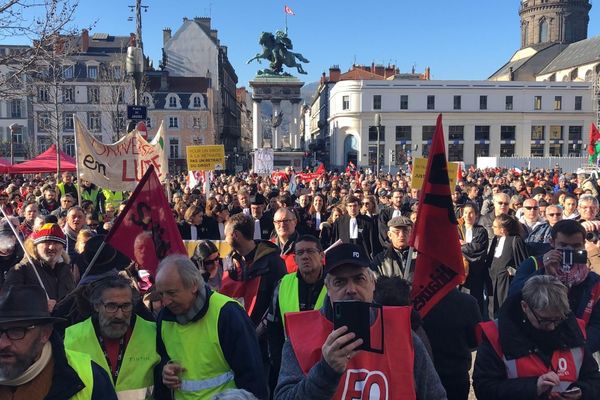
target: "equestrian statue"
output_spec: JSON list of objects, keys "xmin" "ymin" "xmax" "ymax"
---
[{"xmin": 247, "ymin": 30, "xmax": 309, "ymax": 75}]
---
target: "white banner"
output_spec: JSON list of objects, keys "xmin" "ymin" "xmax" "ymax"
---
[
  {"xmin": 254, "ymin": 148, "xmax": 274, "ymax": 175},
  {"xmin": 75, "ymin": 117, "xmax": 169, "ymax": 191}
]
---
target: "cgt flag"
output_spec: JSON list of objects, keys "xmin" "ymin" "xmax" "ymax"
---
[
  {"xmin": 408, "ymin": 114, "xmax": 464, "ymax": 317},
  {"xmin": 106, "ymin": 165, "xmax": 187, "ymax": 277}
]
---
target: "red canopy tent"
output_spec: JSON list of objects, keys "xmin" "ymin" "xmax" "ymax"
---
[
  {"xmin": 0, "ymin": 158, "xmax": 11, "ymax": 174},
  {"xmin": 10, "ymin": 144, "xmax": 76, "ymax": 174}
]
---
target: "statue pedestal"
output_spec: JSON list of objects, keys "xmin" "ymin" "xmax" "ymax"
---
[{"xmin": 250, "ymin": 75, "xmax": 304, "ymax": 159}]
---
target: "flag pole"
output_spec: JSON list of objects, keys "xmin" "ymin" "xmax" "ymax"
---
[
  {"xmin": 74, "ymin": 118, "xmax": 82, "ymax": 206},
  {"xmin": 0, "ymin": 208, "xmax": 49, "ymax": 299},
  {"xmin": 403, "ymin": 247, "xmax": 414, "ymax": 280},
  {"xmin": 78, "ymin": 241, "xmax": 107, "ymax": 285}
]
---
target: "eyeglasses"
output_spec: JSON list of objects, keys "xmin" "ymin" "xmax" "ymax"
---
[
  {"xmin": 101, "ymin": 302, "xmax": 133, "ymax": 313},
  {"xmin": 524, "ymin": 206, "xmax": 539, "ymax": 211},
  {"xmin": 496, "ymin": 201, "xmax": 509, "ymax": 206},
  {"xmin": 0, "ymin": 325, "xmax": 36, "ymax": 340},
  {"xmin": 274, "ymin": 219, "xmax": 294, "ymax": 225},
  {"xmin": 547, "ymin": 213, "xmax": 562, "ymax": 217},
  {"xmin": 362, "ymin": 202, "xmax": 371, "ymax": 205},
  {"xmin": 295, "ymin": 248, "xmax": 320, "ymax": 256},
  {"xmin": 528, "ymin": 305, "xmax": 565, "ymax": 327}
]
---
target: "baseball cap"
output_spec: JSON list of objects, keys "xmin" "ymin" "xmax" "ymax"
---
[
  {"xmin": 324, "ymin": 243, "xmax": 370, "ymax": 275},
  {"xmin": 387, "ymin": 216, "xmax": 412, "ymax": 228}
]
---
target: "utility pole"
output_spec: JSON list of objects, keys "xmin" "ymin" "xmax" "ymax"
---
[{"xmin": 128, "ymin": 0, "xmax": 148, "ymax": 51}]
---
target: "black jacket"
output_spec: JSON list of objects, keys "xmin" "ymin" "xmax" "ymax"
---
[
  {"xmin": 45, "ymin": 332, "xmax": 117, "ymax": 400},
  {"xmin": 473, "ymin": 293, "xmax": 600, "ymax": 400},
  {"xmin": 332, "ymin": 214, "xmax": 380, "ymax": 259},
  {"xmin": 370, "ymin": 245, "xmax": 412, "ymax": 280},
  {"xmin": 4, "ymin": 259, "xmax": 75, "ymax": 301}
]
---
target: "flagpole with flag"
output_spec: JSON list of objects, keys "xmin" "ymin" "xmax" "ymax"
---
[
  {"xmin": 407, "ymin": 114, "xmax": 465, "ymax": 317},
  {"xmin": 284, "ymin": 5, "xmax": 295, "ymax": 34}
]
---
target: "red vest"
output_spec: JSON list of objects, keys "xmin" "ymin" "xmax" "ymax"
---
[
  {"xmin": 281, "ymin": 253, "xmax": 298, "ymax": 274},
  {"xmin": 479, "ymin": 320, "xmax": 585, "ymax": 392},
  {"xmin": 219, "ymin": 271, "xmax": 261, "ymax": 316},
  {"xmin": 285, "ymin": 307, "xmax": 416, "ymax": 400},
  {"xmin": 581, "ymin": 282, "xmax": 600, "ymax": 325}
]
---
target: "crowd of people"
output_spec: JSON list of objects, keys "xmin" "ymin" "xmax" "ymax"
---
[{"xmin": 0, "ymin": 164, "xmax": 600, "ymax": 399}]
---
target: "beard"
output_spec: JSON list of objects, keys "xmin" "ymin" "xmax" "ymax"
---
[
  {"xmin": 98, "ymin": 314, "xmax": 130, "ymax": 339},
  {"xmin": 0, "ymin": 334, "xmax": 43, "ymax": 381}
]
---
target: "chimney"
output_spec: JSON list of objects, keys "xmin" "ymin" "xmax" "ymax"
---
[
  {"xmin": 509, "ymin": 67, "xmax": 514, "ymax": 81},
  {"xmin": 210, "ymin": 29, "xmax": 218, "ymax": 41},
  {"xmin": 195, "ymin": 17, "xmax": 211, "ymax": 30},
  {"xmin": 129, "ymin": 33, "xmax": 137, "ymax": 47},
  {"xmin": 375, "ymin": 65, "xmax": 384, "ymax": 77},
  {"xmin": 81, "ymin": 29, "xmax": 89, "ymax": 52},
  {"xmin": 160, "ymin": 70, "xmax": 168, "ymax": 91},
  {"xmin": 320, "ymin": 72, "xmax": 326, "ymax": 85},
  {"xmin": 329, "ymin": 66, "xmax": 341, "ymax": 82},
  {"xmin": 163, "ymin": 28, "xmax": 171, "ymax": 46},
  {"xmin": 425, "ymin": 67, "xmax": 431, "ymax": 80},
  {"xmin": 371, "ymin": 62, "xmax": 375, "ymax": 72}
]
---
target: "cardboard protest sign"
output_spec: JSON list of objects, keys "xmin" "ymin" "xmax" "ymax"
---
[{"xmin": 411, "ymin": 157, "xmax": 458, "ymax": 190}]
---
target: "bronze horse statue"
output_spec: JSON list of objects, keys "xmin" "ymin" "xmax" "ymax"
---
[{"xmin": 247, "ymin": 31, "xmax": 309, "ymax": 75}]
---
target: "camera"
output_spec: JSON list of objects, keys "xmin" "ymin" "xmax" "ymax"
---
[{"xmin": 585, "ymin": 231, "xmax": 600, "ymax": 243}]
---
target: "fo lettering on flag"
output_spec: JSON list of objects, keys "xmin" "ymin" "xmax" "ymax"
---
[
  {"xmin": 408, "ymin": 114, "xmax": 465, "ymax": 317},
  {"xmin": 284, "ymin": 5, "xmax": 295, "ymax": 15},
  {"xmin": 106, "ymin": 165, "xmax": 187, "ymax": 277}
]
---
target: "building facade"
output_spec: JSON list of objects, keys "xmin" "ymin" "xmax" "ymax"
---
[{"xmin": 327, "ymin": 80, "xmax": 593, "ymax": 169}]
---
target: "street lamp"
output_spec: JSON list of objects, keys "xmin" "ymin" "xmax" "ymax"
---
[
  {"xmin": 8, "ymin": 123, "xmax": 22, "ymax": 165},
  {"xmin": 374, "ymin": 113, "xmax": 381, "ymax": 175}
]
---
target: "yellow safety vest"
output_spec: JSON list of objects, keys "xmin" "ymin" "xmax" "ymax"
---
[
  {"xmin": 65, "ymin": 349, "xmax": 96, "ymax": 400},
  {"xmin": 278, "ymin": 272, "xmax": 326, "ymax": 330},
  {"xmin": 160, "ymin": 292, "xmax": 237, "ymax": 400},
  {"xmin": 81, "ymin": 187, "xmax": 100, "ymax": 208},
  {"xmin": 102, "ymin": 189, "xmax": 125, "ymax": 209},
  {"xmin": 65, "ymin": 316, "xmax": 160, "ymax": 400}
]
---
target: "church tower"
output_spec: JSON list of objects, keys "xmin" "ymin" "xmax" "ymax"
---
[{"xmin": 519, "ymin": 0, "xmax": 591, "ymax": 48}]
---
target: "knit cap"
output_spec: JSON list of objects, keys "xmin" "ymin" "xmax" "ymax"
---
[{"xmin": 31, "ymin": 223, "xmax": 66, "ymax": 246}]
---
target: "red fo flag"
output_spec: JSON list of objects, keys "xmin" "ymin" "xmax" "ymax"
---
[
  {"xmin": 589, "ymin": 123, "xmax": 600, "ymax": 156},
  {"xmin": 106, "ymin": 165, "xmax": 187, "ymax": 277},
  {"xmin": 284, "ymin": 5, "xmax": 295, "ymax": 15},
  {"xmin": 408, "ymin": 114, "xmax": 464, "ymax": 317}
]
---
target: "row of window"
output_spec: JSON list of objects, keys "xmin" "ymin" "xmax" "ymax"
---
[
  {"xmin": 37, "ymin": 86, "xmax": 123, "ymax": 105},
  {"xmin": 342, "ymin": 94, "xmax": 585, "ymax": 111},
  {"xmin": 366, "ymin": 124, "xmax": 584, "ymax": 143},
  {"xmin": 61, "ymin": 65, "xmax": 120, "ymax": 81}
]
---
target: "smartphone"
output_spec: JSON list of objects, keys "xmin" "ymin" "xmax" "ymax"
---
[
  {"xmin": 561, "ymin": 387, "xmax": 582, "ymax": 396},
  {"xmin": 561, "ymin": 249, "xmax": 587, "ymax": 270},
  {"xmin": 333, "ymin": 301, "xmax": 384, "ymax": 353}
]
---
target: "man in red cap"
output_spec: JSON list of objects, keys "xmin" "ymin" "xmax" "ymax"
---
[{"xmin": 4, "ymin": 223, "xmax": 74, "ymax": 308}]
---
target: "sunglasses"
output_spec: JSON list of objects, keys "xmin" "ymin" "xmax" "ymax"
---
[
  {"xmin": 496, "ymin": 201, "xmax": 509, "ymax": 206},
  {"xmin": 524, "ymin": 206, "xmax": 539, "ymax": 210},
  {"xmin": 547, "ymin": 213, "xmax": 562, "ymax": 217}
]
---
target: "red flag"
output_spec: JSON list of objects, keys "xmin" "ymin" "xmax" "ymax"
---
[
  {"xmin": 314, "ymin": 162, "xmax": 325, "ymax": 175},
  {"xmin": 106, "ymin": 165, "xmax": 187, "ymax": 277},
  {"xmin": 284, "ymin": 5, "xmax": 295, "ymax": 15},
  {"xmin": 589, "ymin": 123, "xmax": 600, "ymax": 156},
  {"xmin": 408, "ymin": 114, "xmax": 464, "ymax": 317}
]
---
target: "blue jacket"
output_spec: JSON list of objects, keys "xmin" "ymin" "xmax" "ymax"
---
[{"xmin": 509, "ymin": 257, "xmax": 600, "ymax": 353}]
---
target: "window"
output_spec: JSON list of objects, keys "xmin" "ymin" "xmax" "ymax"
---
[
  {"xmin": 505, "ymin": 96, "xmax": 513, "ymax": 110},
  {"xmin": 568, "ymin": 126, "xmax": 583, "ymax": 141},
  {"xmin": 554, "ymin": 96, "xmax": 562, "ymax": 110},
  {"xmin": 169, "ymin": 138, "xmax": 179, "ymax": 158},
  {"xmin": 37, "ymin": 112, "xmax": 50, "ymax": 132},
  {"xmin": 534, "ymin": 96, "xmax": 542, "ymax": 110},
  {"xmin": 539, "ymin": 19, "xmax": 549, "ymax": 43},
  {"xmin": 88, "ymin": 87, "xmax": 99, "ymax": 104},
  {"xmin": 549, "ymin": 125, "xmax": 563, "ymax": 140},
  {"xmin": 87, "ymin": 65, "xmax": 98, "ymax": 80},
  {"xmin": 112, "ymin": 113, "xmax": 125, "ymax": 132},
  {"xmin": 168, "ymin": 96, "xmax": 177, "ymax": 108},
  {"xmin": 63, "ymin": 65, "xmax": 74, "ymax": 79},
  {"xmin": 395, "ymin": 126, "xmax": 411, "ymax": 141},
  {"xmin": 193, "ymin": 117, "xmax": 202, "ymax": 128},
  {"xmin": 37, "ymin": 136, "xmax": 52, "ymax": 153},
  {"xmin": 38, "ymin": 87, "xmax": 49, "ymax": 102},
  {"xmin": 549, "ymin": 126, "xmax": 563, "ymax": 156},
  {"xmin": 575, "ymin": 96, "xmax": 582, "ymax": 111},
  {"xmin": 368, "ymin": 125, "xmax": 385, "ymax": 142},
  {"xmin": 448, "ymin": 126, "xmax": 464, "ymax": 162},
  {"xmin": 169, "ymin": 117, "xmax": 179, "ymax": 128},
  {"xmin": 10, "ymin": 100, "xmax": 21, "ymax": 118},
  {"xmin": 368, "ymin": 144, "xmax": 384, "ymax": 168},
  {"xmin": 373, "ymin": 95, "xmax": 382, "ymax": 110},
  {"xmin": 569, "ymin": 126, "xmax": 583, "ymax": 155},
  {"xmin": 88, "ymin": 112, "xmax": 101, "ymax": 132},
  {"xmin": 400, "ymin": 95, "xmax": 408, "ymax": 110},
  {"xmin": 63, "ymin": 112, "xmax": 74, "ymax": 131},
  {"xmin": 475, "ymin": 126, "xmax": 490, "ymax": 141},
  {"xmin": 342, "ymin": 95, "xmax": 350, "ymax": 110},
  {"xmin": 501, "ymin": 126, "xmax": 516, "ymax": 141},
  {"xmin": 395, "ymin": 144, "xmax": 408, "ymax": 165},
  {"xmin": 448, "ymin": 125, "xmax": 464, "ymax": 140},
  {"xmin": 11, "ymin": 126, "xmax": 22, "ymax": 145},
  {"xmin": 426, "ymin": 95, "xmax": 435, "ymax": 110},
  {"xmin": 62, "ymin": 136, "xmax": 75, "ymax": 157},
  {"xmin": 531, "ymin": 126, "xmax": 545, "ymax": 156},
  {"xmin": 500, "ymin": 144, "xmax": 515, "ymax": 157},
  {"xmin": 479, "ymin": 95, "xmax": 487, "ymax": 110},
  {"xmin": 193, "ymin": 96, "xmax": 203, "ymax": 108},
  {"xmin": 63, "ymin": 87, "xmax": 74, "ymax": 103},
  {"xmin": 112, "ymin": 87, "xmax": 124, "ymax": 104},
  {"xmin": 475, "ymin": 143, "xmax": 489, "ymax": 158},
  {"xmin": 113, "ymin": 66, "xmax": 121, "ymax": 80},
  {"xmin": 422, "ymin": 126, "xmax": 435, "ymax": 157},
  {"xmin": 453, "ymin": 95, "xmax": 461, "ymax": 110}
]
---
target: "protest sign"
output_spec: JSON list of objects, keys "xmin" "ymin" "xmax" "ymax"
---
[
  {"xmin": 186, "ymin": 145, "xmax": 225, "ymax": 171},
  {"xmin": 254, "ymin": 148, "xmax": 274, "ymax": 174},
  {"xmin": 411, "ymin": 157, "xmax": 457, "ymax": 190}
]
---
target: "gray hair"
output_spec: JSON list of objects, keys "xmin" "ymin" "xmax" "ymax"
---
[
  {"xmin": 493, "ymin": 192, "xmax": 510, "ymax": 203},
  {"xmin": 157, "ymin": 254, "xmax": 203, "ymax": 289},
  {"xmin": 212, "ymin": 389, "xmax": 258, "ymax": 400},
  {"xmin": 89, "ymin": 275, "xmax": 137, "ymax": 307},
  {"xmin": 324, "ymin": 267, "xmax": 377, "ymax": 288},
  {"xmin": 522, "ymin": 275, "xmax": 570, "ymax": 316},
  {"xmin": 578, "ymin": 194, "xmax": 599, "ymax": 208}
]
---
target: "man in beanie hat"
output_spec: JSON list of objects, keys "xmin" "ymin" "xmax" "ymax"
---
[
  {"xmin": 0, "ymin": 285, "xmax": 117, "ymax": 399},
  {"xmin": 4, "ymin": 223, "xmax": 75, "ymax": 307}
]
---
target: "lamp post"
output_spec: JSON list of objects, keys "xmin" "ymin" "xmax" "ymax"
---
[
  {"xmin": 8, "ymin": 123, "xmax": 22, "ymax": 165},
  {"xmin": 374, "ymin": 113, "xmax": 381, "ymax": 175}
]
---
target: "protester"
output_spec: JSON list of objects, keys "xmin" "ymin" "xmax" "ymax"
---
[
  {"xmin": 37, "ymin": 184, "xmax": 58, "ymax": 216},
  {"xmin": 190, "ymin": 239, "xmax": 223, "ymax": 291},
  {"xmin": 474, "ymin": 275, "xmax": 600, "ymax": 399},
  {"xmin": 274, "ymin": 243, "xmax": 446, "ymax": 399},
  {"xmin": 0, "ymin": 285, "xmax": 118, "ymax": 399},
  {"xmin": 56, "ymin": 171, "xmax": 79, "ymax": 203},
  {"xmin": 51, "ymin": 192, "xmax": 75, "ymax": 220},
  {"xmin": 480, "ymin": 192, "xmax": 511, "ymax": 240},
  {"xmin": 377, "ymin": 189, "xmax": 407, "ymax": 247},
  {"xmin": 250, "ymin": 194, "xmax": 273, "ymax": 240},
  {"xmin": 64, "ymin": 275, "xmax": 160, "ymax": 399},
  {"xmin": 178, "ymin": 205, "xmax": 204, "ymax": 240},
  {"xmin": 155, "ymin": 254, "xmax": 267, "ymax": 399},
  {"xmin": 271, "ymin": 208, "xmax": 300, "ymax": 273},
  {"xmin": 370, "ymin": 215, "xmax": 415, "ymax": 279},
  {"xmin": 63, "ymin": 206, "xmax": 86, "ymax": 260},
  {"xmin": 331, "ymin": 195, "xmax": 380, "ymax": 259}
]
